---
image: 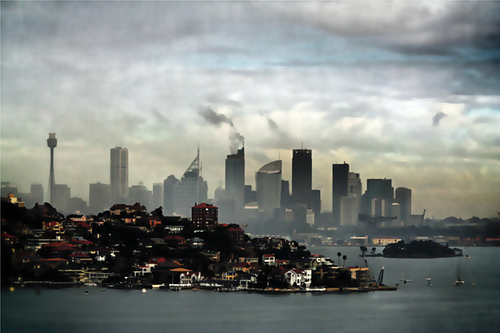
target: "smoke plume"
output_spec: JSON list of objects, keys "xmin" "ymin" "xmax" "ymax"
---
[
  {"xmin": 230, "ymin": 130, "xmax": 244, "ymax": 154},
  {"xmin": 200, "ymin": 106, "xmax": 234, "ymax": 127},
  {"xmin": 432, "ymin": 111, "xmax": 447, "ymax": 126}
]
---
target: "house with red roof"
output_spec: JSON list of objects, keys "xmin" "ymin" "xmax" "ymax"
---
[
  {"xmin": 37, "ymin": 258, "xmax": 69, "ymax": 269},
  {"xmin": 226, "ymin": 226, "xmax": 245, "ymax": 243},
  {"xmin": 110, "ymin": 203, "xmax": 146, "ymax": 215},
  {"xmin": 262, "ymin": 253, "xmax": 276, "ymax": 266},
  {"xmin": 231, "ymin": 262, "xmax": 259, "ymax": 273},
  {"xmin": 42, "ymin": 241, "xmax": 76, "ymax": 258},
  {"xmin": 43, "ymin": 221, "xmax": 65, "ymax": 234},
  {"xmin": 1, "ymin": 232, "xmax": 18, "ymax": 246},
  {"xmin": 163, "ymin": 235, "xmax": 186, "ymax": 247},
  {"xmin": 68, "ymin": 250, "xmax": 92, "ymax": 264},
  {"xmin": 284, "ymin": 268, "xmax": 312, "ymax": 288},
  {"xmin": 180, "ymin": 271, "xmax": 204, "ymax": 284},
  {"xmin": 276, "ymin": 259, "xmax": 290, "ymax": 267},
  {"xmin": 75, "ymin": 222, "xmax": 93, "ymax": 233}
]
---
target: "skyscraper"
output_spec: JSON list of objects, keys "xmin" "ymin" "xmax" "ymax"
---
[
  {"xmin": 339, "ymin": 172, "xmax": 362, "ymax": 226},
  {"xmin": 256, "ymin": 160, "xmax": 282, "ymax": 218},
  {"xmin": 30, "ymin": 184, "xmax": 44, "ymax": 206},
  {"xmin": 152, "ymin": 183, "xmax": 163, "ymax": 210},
  {"xmin": 292, "ymin": 148, "xmax": 312, "ymax": 207},
  {"xmin": 364, "ymin": 178, "xmax": 393, "ymax": 217},
  {"xmin": 173, "ymin": 150, "xmax": 208, "ymax": 217},
  {"xmin": 163, "ymin": 175, "xmax": 179, "ymax": 216},
  {"xmin": 53, "ymin": 184, "xmax": 70, "ymax": 213},
  {"xmin": 110, "ymin": 147, "xmax": 128, "ymax": 204},
  {"xmin": 47, "ymin": 133, "xmax": 57, "ymax": 204},
  {"xmin": 311, "ymin": 189, "xmax": 321, "ymax": 224},
  {"xmin": 89, "ymin": 182, "xmax": 110, "ymax": 214},
  {"xmin": 225, "ymin": 147, "xmax": 245, "ymax": 222},
  {"xmin": 395, "ymin": 187, "xmax": 412, "ymax": 225},
  {"xmin": 332, "ymin": 163, "xmax": 349, "ymax": 226}
]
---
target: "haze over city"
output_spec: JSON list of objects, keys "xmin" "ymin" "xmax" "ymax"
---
[{"xmin": 2, "ymin": 1, "xmax": 499, "ymax": 219}]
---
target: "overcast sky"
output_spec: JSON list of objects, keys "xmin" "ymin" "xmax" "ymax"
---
[{"xmin": 2, "ymin": 0, "xmax": 499, "ymax": 219}]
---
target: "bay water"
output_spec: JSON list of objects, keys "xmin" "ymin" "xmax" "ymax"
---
[{"xmin": 3, "ymin": 246, "xmax": 499, "ymax": 333}]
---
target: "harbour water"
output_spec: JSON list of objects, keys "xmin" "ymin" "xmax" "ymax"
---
[{"xmin": 3, "ymin": 246, "xmax": 500, "ymax": 333}]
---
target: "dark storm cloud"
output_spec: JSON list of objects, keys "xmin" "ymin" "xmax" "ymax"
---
[
  {"xmin": 275, "ymin": 1, "xmax": 500, "ymax": 57},
  {"xmin": 2, "ymin": 0, "xmax": 500, "ymax": 219}
]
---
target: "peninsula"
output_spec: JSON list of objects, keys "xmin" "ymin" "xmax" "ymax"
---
[{"xmin": 2, "ymin": 200, "xmax": 395, "ymax": 293}]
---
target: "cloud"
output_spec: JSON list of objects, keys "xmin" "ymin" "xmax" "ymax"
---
[{"xmin": 2, "ymin": 1, "xmax": 500, "ymax": 219}]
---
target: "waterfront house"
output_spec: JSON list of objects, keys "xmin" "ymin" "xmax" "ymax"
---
[
  {"xmin": 285, "ymin": 268, "xmax": 312, "ymax": 288},
  {"xmin": 222, "ymin": 270, "xmax": 238, "ymax": 281},
  {"xmin": 371, "ymin": 236, "xmax": 402, "ymax": 246},
  {"xmin": 180, "ymin": 272, "xmax": 204, "ymax": 284}
]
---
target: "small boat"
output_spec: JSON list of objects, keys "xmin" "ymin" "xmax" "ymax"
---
[
  {"xmin": 465, "ymin": 255, "xmax": 470, "ymax": 259},
  {"xmin": 142, "ymin": 288, "xmax": 147, "ymax": 293},
  {"xmin": 84, "ymin": 290, "xmax": 89, "ymax": 295},
  {"xmin": 454, "ymin": 277, "xmax": 464, "ymax": 286},
  {"xmin": 426, "ymin": 277, "xmax": 432, "ymax": 286}
]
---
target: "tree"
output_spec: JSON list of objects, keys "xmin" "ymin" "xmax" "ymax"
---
[
  {"xmin": 337, "ymin": 252, "xmax": 341, "ymax": 267},
  {"xmin": 360, "ymin": 246, "xmax": 367, "ymax": 256},
  {"xmin": 342, "ymin": 254, "xmax": 347, "ymax": 268}
]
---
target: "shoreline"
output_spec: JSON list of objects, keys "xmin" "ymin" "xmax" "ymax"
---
[{"xmin": 5, "ymin": 283, "xmax": 397, "ymax": 293}]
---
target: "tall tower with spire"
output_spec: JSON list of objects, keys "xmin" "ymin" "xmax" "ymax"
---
[{"xmin": 47, "ymin": 133, "xmax": 57, "ymax": 204}]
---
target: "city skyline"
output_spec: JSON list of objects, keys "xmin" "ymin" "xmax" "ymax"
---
[{"xmin": 2, "ymin": 1, "xmax": 499, "ymax": 219}]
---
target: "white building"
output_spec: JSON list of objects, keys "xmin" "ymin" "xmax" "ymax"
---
[{"xmin": 285, "ymin": 268, "xmax": 312, "ymax": 288}]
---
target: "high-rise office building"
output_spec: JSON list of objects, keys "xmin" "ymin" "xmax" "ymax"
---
[
  {"xmin": 311, "ymin": 189, "xmax": 321, "ymax": 224},
  {"xmin": 280, "ymin": 180, "xmax": 291, "ymax": 209},
  {"xmin": 1, "ymin": 182, "xmax": 17, "ymax": 197},
  {"xmin": 163, "ymin": 175, "xmax": 179, "ymax": 216},
  {"xmin": 339, "ymin": 172, "xmax": 362, "ymax": 226},
  {"xmin": 395, "ymin": 187, "xmax": 412, "ymax": 225},
  {"xmin": 152, "ymin": 183, "xmax": 163, "ymax": 210},
  {"xmin": 53, "ymin": 184, "xmax": 70, "ymax": 213},
  {"xmin": 89, "ymin": 182, "xmax": 111, "ymax": 214},
  {"xmin": 256, "ymin": 160, "xmax": 282, "ymax": 218},
  {"xmin": 30, "ymin": 184, "xmax": 44, "ymax": 206},
  {"xmin": 364, "ymin": 178, "xmax": 393, "ymax": 217},
  {"xmin": 332, "ymin": 163, "xmax": 349, "ymax": 226},
  {"xmin": 173, "ymin": 151, "xmax": 208, "ymax": 217},
  {"xmin": 47, "ymin": 133, "xmax": 57, "ymax": 204},
  {"xmin": 129, "ymin": 183, "xmax": 152, "ymax": 209},
  {"xmin": 292, "ymin": 148, "xmax": 312, "ymax": 207},
  {"xmin": 110, "ymin": 147, "xmax": 128, "ymax": 204},
  {"xmin": 225, "ymin": 147, "xmax": 245, "ymax": 222}
]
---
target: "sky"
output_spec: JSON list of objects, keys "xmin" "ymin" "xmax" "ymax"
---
[{"xmin": 1, "ymin": 0, "xmax": 500, "ymax": 219}]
